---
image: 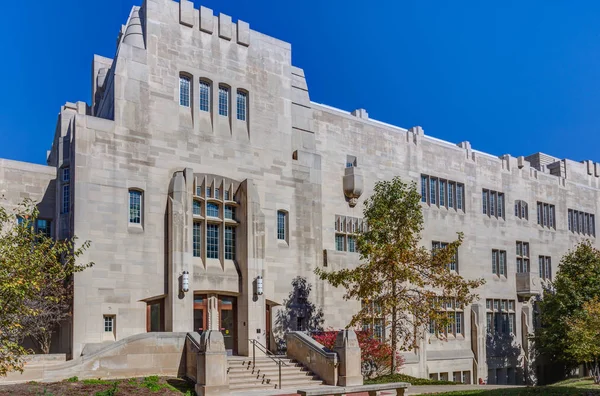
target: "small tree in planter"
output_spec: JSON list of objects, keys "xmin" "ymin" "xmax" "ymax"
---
[{"xmin": 313, "ymin": 329, "xmax": 404, "ymax": 379}]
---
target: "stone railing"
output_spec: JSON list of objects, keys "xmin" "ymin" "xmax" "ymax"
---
[
  {"xmin": 287, "ymin": 331, "xmax": 348, "ymax": 387},
  {"xmin": 0, "ymin": 332, "xmax": 187, "ymax": 384}
]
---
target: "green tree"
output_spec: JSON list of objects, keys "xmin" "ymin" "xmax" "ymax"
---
[
  {"xmin": 565, "ymin": 297, "xmax": 600, "ymax": 384},
  {"xmin": 0, "ymin": 199, "xmax": 92, "ymax": 375},
  {"xmin": 316, "ymin": 177, "xmax": 484, "ymax": 373},
  {"xmin": 536, "ymin": 241, "xmax": 600, "ymax": 371}
]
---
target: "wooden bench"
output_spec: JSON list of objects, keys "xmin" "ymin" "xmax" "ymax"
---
[{"xmin": 298, "ymin": 381, "xmax": 410, "ymax": 396}]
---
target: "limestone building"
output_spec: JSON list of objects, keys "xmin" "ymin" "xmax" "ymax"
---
[{"xmin": 1, "ymin": 0, "xmax": 598, "ymax": 385}]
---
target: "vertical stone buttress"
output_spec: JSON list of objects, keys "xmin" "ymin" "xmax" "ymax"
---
[
  {"xmin": 237, "ymin": 179, "xmax": 266, "ymax": 355},
  {"xmin": 167, "ymin": 170, "xmax": 194, "ymax": 331}
]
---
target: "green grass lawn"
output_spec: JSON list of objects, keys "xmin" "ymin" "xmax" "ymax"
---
[{"xmin": 420, "ymin": 377, "xmax": 600, "ymax": 395}]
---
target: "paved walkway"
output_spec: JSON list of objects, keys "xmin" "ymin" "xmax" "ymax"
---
[{"xmin": 228, "ymin": 384, "xmax": 525, "ymax": 395}]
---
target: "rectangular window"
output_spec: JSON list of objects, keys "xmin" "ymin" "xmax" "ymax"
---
[
  {"xmin": 224, "ymin": 190, "xmax": 230, "ymax": 201},
  {"xmin": 335, "ymin": 234, "xmax": 345, "ymax": 251},
  {"xmin": 218, "ymin": 85, "xmax": 229, "ymax": 116},
  {"xmin": 486, "ymin": 313, "xmax": 493, "ymax": 333},
  {"xmin": 537, "ymin": 203, "xmax": 542, "ymax": 225},
  {"xmin": 277, "ymin": 211, "xmax": 287, "ymax": 241},
  {"xmin": 568, "ymin": 210, "xmax": 573, "ymax": 231},
  {"xmin": 448, "ymin": 182, "xmax": 455, "ymax": 209},
  {"xmin": 62, "ymin": 167, "xmax": 70, "ymax": 182},
  {"xmin": 179, "ymin": 76, "xmax": 191, "ymax": 107},
  {"xmin": 207, "ymin": 203, "xmax": 219, "ymax": 218},
  {"xmin": 206, "ymin": 187, "xmax": 212, "ymax": 198},
  {"xmin": 347, "ymin": 236, "xmax": 356, "ymax": 253},
  {"xmin": 104, "ymin": 316, "xmax": 114, "ymax": 332},
  {"xmin": 490, "ymin": 192, "xmax": 496, "ymax": 216},
  {"xmin": 591, "ymin": 215, "xmax": 596, "ymax": 236},
  {"xmin": 543, "ymin": 204, "xmax": 548, "ymax": 226},
  {"xmin": 36, "ymin": 219, "xmax": 51, "ymax": 237},
  {"xmin": 579, "ymin": 212, "xmax": 584, "ymax": 233},
  {"xmin": 206, "ymin": 224, "xmax": 219, "ymax": 259},
  {"xmin": 447, "ymin": 311, "xmax": 455, "ymax": 335},
  {"xmin": 430, "ymin": 178, "xmax": 437, "ymax": 205},
  {"xmin": 439, "ymin": 180, "xmax": 446, "ymax": 207},
  {"xmin": 539, "ymin": 256, "xmax": 552, "ymax": 280},
  {"xmin": 193, "ymin": 200, "xmax": 202, "ymax": 216},
  {"xmin": 450, "ymin": 247, "xmax": 458, "ymax": 272},
  {"xmin": 199, "ymin": 80, "xmax": 210, "ymax": 112},
  {"xmin": 492, "ymin": 250, "xmax": 497, "ymax": 275},
  {"xmin": 193, "ymin": 222, "xmax": 202, "ymax": 257},
  {"xmin": 482, "ymin": 190, "xmax": 488, "ymax": 215},
  {"xmin": 237, "ymin": 90, "xmax": 247, "ymax": 121},
  {"xmin": 224, "ymin": 205, "xmax": 236, "ymax": 220},
  {"xmin": 215, "ymin": 188, "xmax": 220, "ymax": 199},
  {"xmin": 455, "ymin": 312, "xmax": 463, "ymax": 335},
  {"xmin": 457, "ymin": 184, "xmax": 464, "ymax": 210},
  {"xmin": 225, "ymin": 226, "xmax": 236, "ymax": 260},
  {"xmin": 62, "ymin": 184, "xmax": 70, "ymax": 214},
  {"xmin": 498, "ymin": 193, "xmax": 504, "ymax": 218},
  {"xmin": 421, "ymin": 175, "xmax": 428, "ymax": 203},
  {"xmin": 550, "ymin": 206, "xmax": 555, "ymax": 228},
  {"xmin": 509, "ymin": 314, "xmax": 515, "ymax": 334},
  {"xmin": 499, "ymin": 251, "xmax": 506, "ymax": 276}
]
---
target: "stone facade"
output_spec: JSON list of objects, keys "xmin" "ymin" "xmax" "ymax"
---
[{"xmin": 2, "ymin": 0, "xmax": 600, "ymax": 385}]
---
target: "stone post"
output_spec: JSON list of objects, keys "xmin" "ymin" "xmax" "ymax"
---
[
  {"xmin": 333, "ymin": 329, "xmax": 363, "ymax": 386},
  {"xmin": 196, "ymin": 330, "xmax": 229, "ymax": 396}
]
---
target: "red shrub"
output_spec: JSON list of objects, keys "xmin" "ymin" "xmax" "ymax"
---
[{"xmin": 312, "ymin": 329, "xmax": 404, "ymax": 378}]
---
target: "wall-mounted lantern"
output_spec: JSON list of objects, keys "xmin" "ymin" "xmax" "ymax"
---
[
  {"xmin": 182, "ymin": 271, "xmax": 190, "ymax": 293},
  {"xmin": 256, "ymin": 275, "xmax": 264, "ymax": 296}
]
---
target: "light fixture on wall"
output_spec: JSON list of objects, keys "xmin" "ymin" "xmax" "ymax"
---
[
  {"xmin": 182, "ymin": 271, "xmax": 190, "ymax": 293},
  {"xmin": 256, "ymin": 275, "xmax": 263, "ymax": 296}
]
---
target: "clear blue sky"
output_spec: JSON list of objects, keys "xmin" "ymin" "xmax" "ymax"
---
[{"xmin": 2, "ymin": 0, "xmax": 600, "ymax": 165}]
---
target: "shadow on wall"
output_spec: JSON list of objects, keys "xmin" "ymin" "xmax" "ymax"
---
[
  {"xmin": 274, "ymin": 277, "xmax": 324, "ymax": 353},
  {"xmin": 486, "ymin": 332, "xmax": 524, "ymax": 384}
]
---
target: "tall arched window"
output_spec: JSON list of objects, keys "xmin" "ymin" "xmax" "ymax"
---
[
  {"xmin": 236, "ymin": 89, "xmax": 248, "ymax": 121},
  {"xmin": 179, "ymin": 74, "xmax": 191, "ymax": 107},
  {"xmin": 199, "ymin": 79, "xmax": 211, "ymax": 112},
  {"xmin": 277, "ymin": 210, "xmax": 288, "ymax": 242},
  {"xmin": 129, "ymin": 189, "xmax": 143, "ymax": 224},
  {"xmin": 218, "ymin": 84, "xmax": 230, "ymax": 116}
]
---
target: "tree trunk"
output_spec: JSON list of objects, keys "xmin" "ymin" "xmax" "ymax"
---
[{"xmin": 391, "ymin": 281, "xmax": 397, "ymax": 374}]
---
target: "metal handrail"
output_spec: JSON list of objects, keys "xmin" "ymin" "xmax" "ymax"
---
[{"xmin": 250, "ymin": 339, "xmax": 289, "ymax": 389}]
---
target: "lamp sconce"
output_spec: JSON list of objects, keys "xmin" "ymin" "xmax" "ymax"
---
[
  {"xmin": 181, "ymin": 271, "xmax": 190, "ymax": 293},
  {"xmin": 256, "ymin": 275, "xmax": 263, "ymax": 296}
]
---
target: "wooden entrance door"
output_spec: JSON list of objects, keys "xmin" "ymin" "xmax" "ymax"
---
[
  {"xmin": 265, "ymin": 305, "xmax": 271, "ymax": 350},
  {"xmin": 193, "ymin": 294, "xmax": 207, "ymax": 333},
  {"xmin": 218, "ymin": 296, "xmax": 237, "ymax": 355}
]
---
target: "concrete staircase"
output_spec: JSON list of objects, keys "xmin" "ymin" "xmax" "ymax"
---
[{"xmin": 227, "ymin": 355, "xmax": 324, "ymax": 391}]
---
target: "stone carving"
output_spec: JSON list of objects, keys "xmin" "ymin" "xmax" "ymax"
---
[{"xmin": 343, "ymin": 166, "xmax": 363, "ymax": 207}]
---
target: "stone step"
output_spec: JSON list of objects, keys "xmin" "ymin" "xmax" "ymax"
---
[
  {"xmin": 227, "ymin": 378, "xmax": 323, "ymax": 391},
  {"xmin": 228, "ymin": 371, "xmax": 319, "ymax": 383},
  {"xmin": 227, "ymin": 358, "xmax": 295, "ymax": 365},
  {"xmin": 228, "ymin": 364, "xmax": 307, "ymax": 373}
]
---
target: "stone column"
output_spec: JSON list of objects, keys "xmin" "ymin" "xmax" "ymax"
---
[
  {"xmin": 333, "ymin": 329, "xmax": 363, "ymax": 386},
  {"xmin": 196, "ymin": 330, "xmax": 229, "ymax": 396}
]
